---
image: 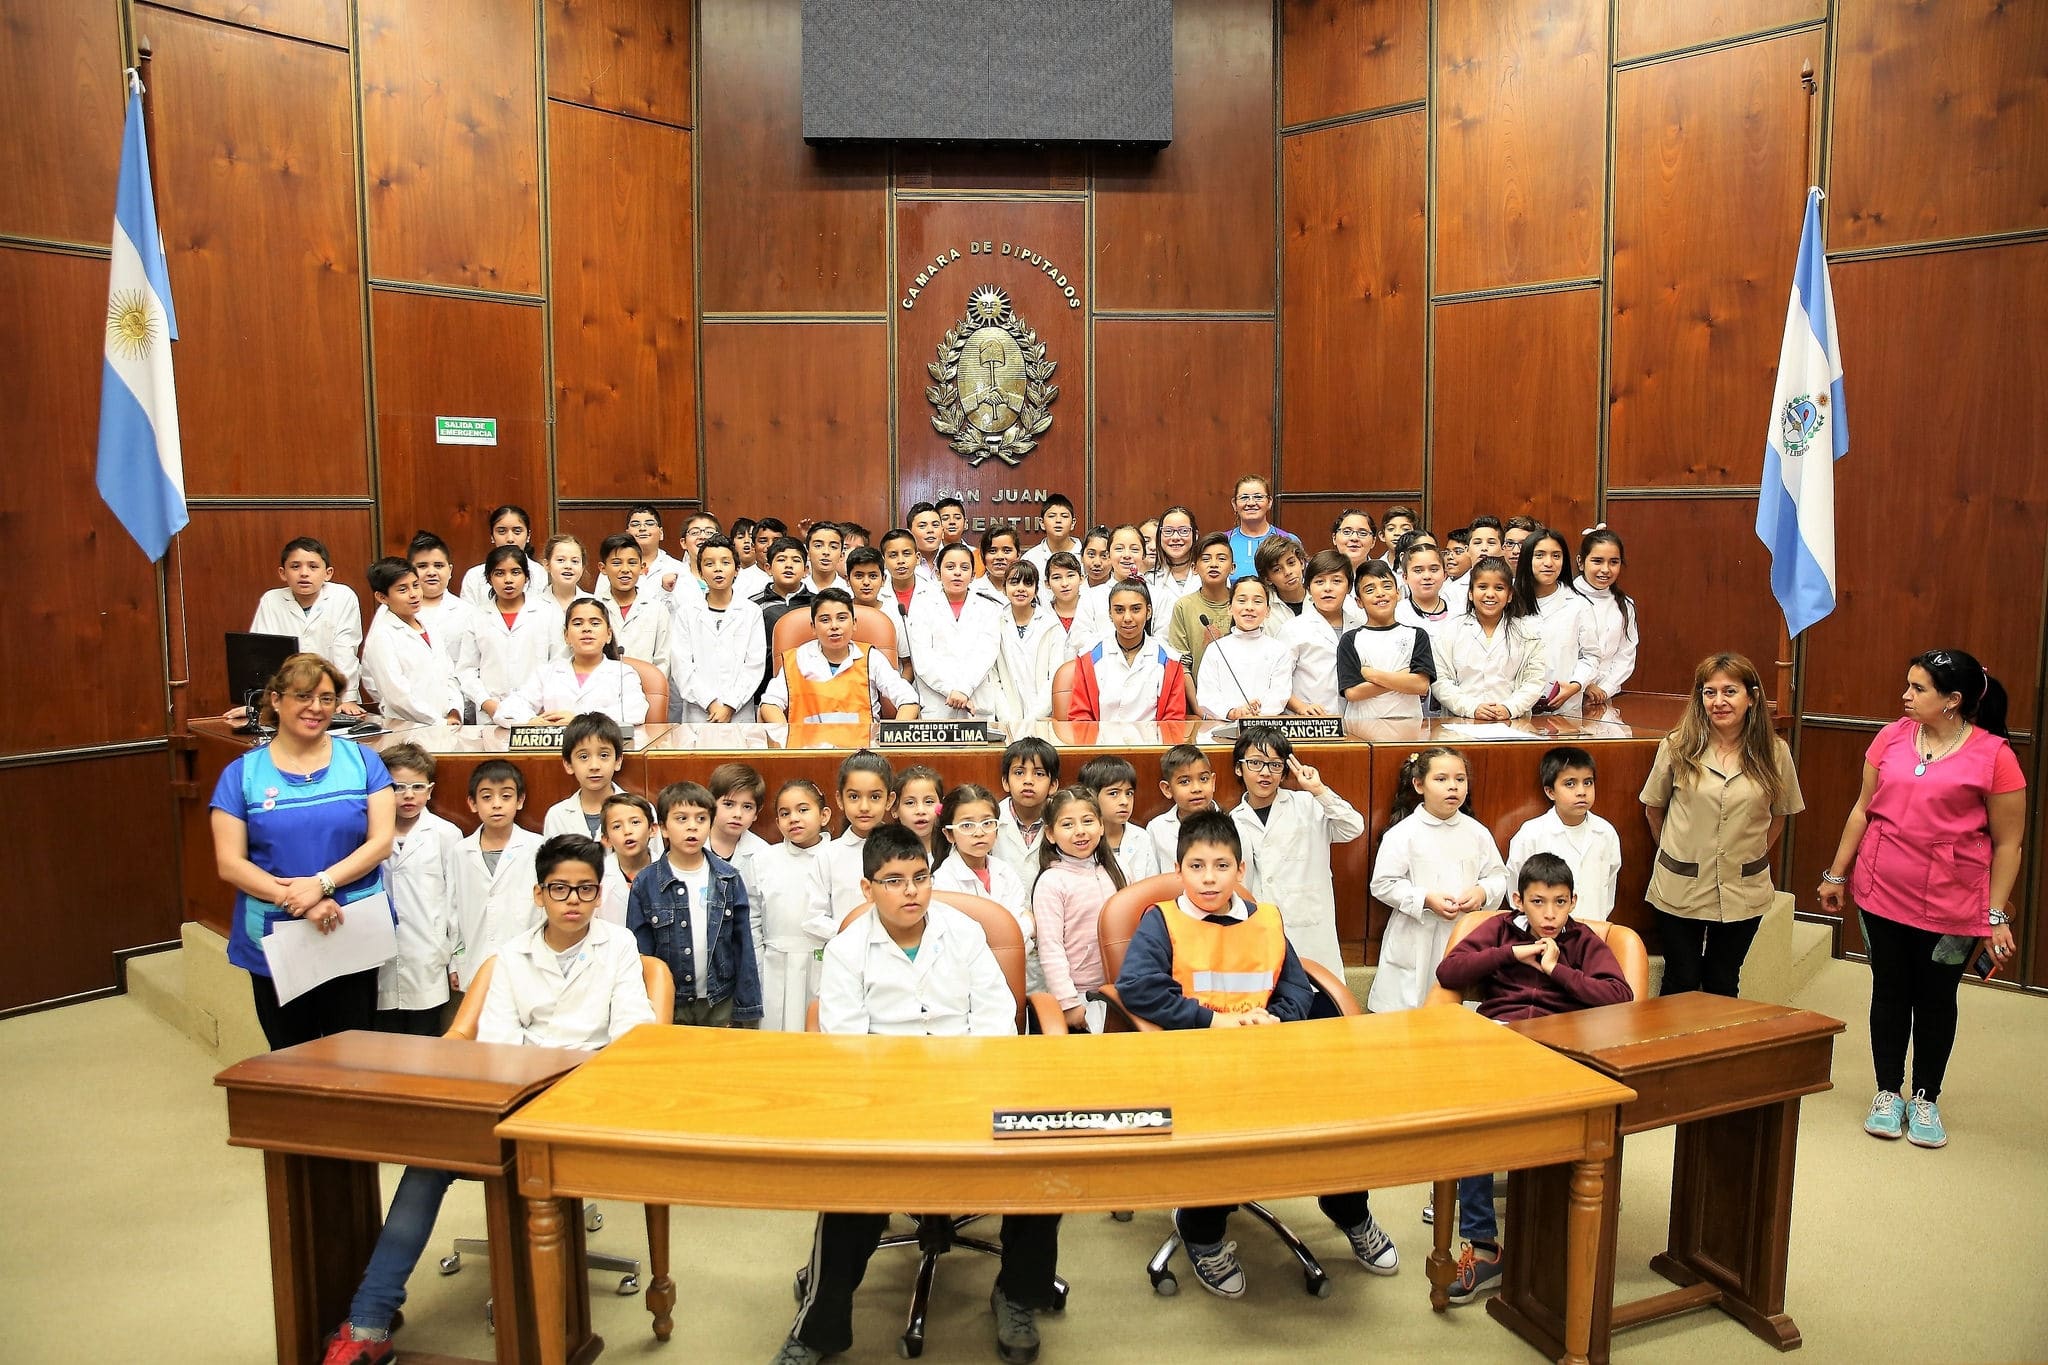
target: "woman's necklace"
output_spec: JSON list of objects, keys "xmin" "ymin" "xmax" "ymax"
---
[{"xmin": 1914, "ymin": 721, "xmax": 1970, "ymax": 776}]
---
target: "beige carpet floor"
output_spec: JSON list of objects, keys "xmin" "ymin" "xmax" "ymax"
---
[{"xmin": 2, "ymin": 959, "xmax": 2044, "ymax": 1364}]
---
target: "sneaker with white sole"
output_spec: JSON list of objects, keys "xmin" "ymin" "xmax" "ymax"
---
[
  {"xmin": 1421, "ymin": 1200, "xmax": 1436, "ymax": 1225},
  {"xmin": 1172, "ymin": 1213, "xmax": 1246, "ymax": 1300},
  {"xmin": 1864, "ymin": 1089, "xmax": 1905, "ymax": 1139},
  {"xmin": 1446, "ymin": 1240, "xmax": 1503, "ymax": 1305},
  {"xmin": 1342, "ymin": 1214, "xmax": 1398, "ymax": 1275},
  {"xmin": 1905, "ymin": 1090, "xmax": 1947, "ymax": 1148}
]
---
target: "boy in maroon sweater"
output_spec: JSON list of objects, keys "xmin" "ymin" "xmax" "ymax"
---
[{"xmin": 1433, "ymin": 852, "xmax": 1633, "ymax": 1304}]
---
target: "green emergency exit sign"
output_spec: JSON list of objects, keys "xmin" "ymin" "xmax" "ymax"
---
[{"xmin": 435, "ymin": 416, "xmax": 497, "ymax": 446}]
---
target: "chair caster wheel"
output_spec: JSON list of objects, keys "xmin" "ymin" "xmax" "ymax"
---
[
  {"xmin": 484, "ymin": 1299, "xmax": 495, "ymax": 1334},
  {"xmin": 586, "ymin": 1206, "xmax": 604, "ymax": 1232},
  {"xmin": 438, "ymin": 1253, "xmax": 461, "ymax": 1275},
  {"xmin": 897, "ymin": 1333, "xmax": 923, "ymax": 1358},
  {"xmin": 618, "ymin": 1274, "xmax": 640, "ymax": 1295},
  {"xmin": 1052, "ymin": 1281, "xmax": 1069, "ymax": 1311},
  {"xmin": 1110, "ymin": 1210, "xmax": 1134, "ymax": 1222},
  {"xmin": 1150, "ymin": 1270, "xmax": 1178, "ymax": 1296},
  {"xmin": 1306, "ymin": 1272, "xmax": 1332, "ymax": 1298},
  {"xmin": 794, "ymin": 1268, "xmax": 810, "ymax": 1303}
]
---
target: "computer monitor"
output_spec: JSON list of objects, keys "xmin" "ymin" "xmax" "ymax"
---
[{"xmin": 226, "ymin": 632, "xmax": 299, "ymax": 721}]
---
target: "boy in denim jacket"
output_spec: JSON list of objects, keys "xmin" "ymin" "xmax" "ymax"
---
[{"xmin": 628, "ymin": 780, "xmax": 762, "ymax": 1025}]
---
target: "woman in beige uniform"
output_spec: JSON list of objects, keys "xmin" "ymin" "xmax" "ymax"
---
[{"xmin": 1639, "ymin": 652, "xmax": 1804, "ymax": 997}]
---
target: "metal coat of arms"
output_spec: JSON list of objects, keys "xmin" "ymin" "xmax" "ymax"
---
[{"xmin": 927, "ymin": 285, "xmax": 1058, "ymax": 467}]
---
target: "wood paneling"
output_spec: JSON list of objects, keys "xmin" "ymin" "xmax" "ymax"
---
[
  {"xmin": 177, "ymin": 506, "xmax": 375, "ymax": 715},
  {"xmin": 1803, "ymin": 243, "xmax": 2048, "ymax": 723},
  {"xmin": 1785, "ymin": 723, "xmax": 1873, "ymax": 936},
  {"xmin": 895, "ymin": 147, "xmax": 1087, "ymax": 194},
  {"xmin": 697, "ymin": 0, "xmax": 887, "ymax": 313},
  {"xmin": 1094, "ymin": 320, "xmax": 1275, "ymax": 527},
  {"xmin": 1605, "ymin": 496, "xmax": 1782, "ymax": 697},
  {"xmin": 4, "ymin": 753, "xmax": 180, "ymax": 1011},
  {"xmin": 0, "ymin": 0, "xmax": 121, "ymax": 244},
  {"xmin": 1429, "ymin": 287, "xmax": 1601, "ymax": 536},
  {"xmin": 1274, "ymin": 498, "xmax": 1424, "ymax": 553},
  {"xmin": 1095, "ymin": 0, "xmax": 1275, "ymax": 313},
  {"xmin": 1608, "ymin": 33, "xmax": 1819, "ymax": 489},
  {"xmin": 1280, "ymin": 112, "xmax": 1427, "ymax": 493},
  {"xmin": 371, "ymin": 290, "xmax": 549, "ymax": 558},
  {"xmin": 147, "ymin": 9, "xmax": 368, "ymax": 499},
  {"xmin": 360, "ymin": 0, "xmax": 541, "ymax": 294},
  {"xmin": 700, "ymin": 322, "xmax": 891, "ymax": 531},
  {"xmin": 1282, "ymin": 0, "xmax": 1427, "ymax": 126},
  {"xmin": 545, "ymin": 0, "xmax": 691, "ymax": 126},
  {"xmin": 894, "ymin": 200, "xmax": 1088, "ymax": 519},
  {"xmin": 1434, "ymin": 0, "xmax": 1607, "ymax": 294},
  {"xmin": 548, "ymin": 103, "xmax": 696, "ymax": 501},
  {"xmin": 1830, "ymin": 0, "xmax": 2048, "ymax": 250},
  {"xmin": 554, "ymin": 504, "xmax": 695, "ymax": 574},
  {"xmin": 1615, "ymin": 0, "xmax": 1822, "ymax": 61},
  {"xmin": 0, "ymin": 249, "xmax": 165, "ymax": 755},
  {"xmin": 146, "ymin": 0, "xmax": 349, "ymax": 48}
]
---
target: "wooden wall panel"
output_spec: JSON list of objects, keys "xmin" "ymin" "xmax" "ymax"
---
[
  {"xmin": 1094, "ymin": 320, "xmax": 1275, "ymax": 528},
  {"xmin": 700, "ymin": 322, "xmax": 891, "ymax": 531},
  {"xmin": 894, "ymin": 200, "xmax": 1088, "ymax": 519},
  {"xmin": 1434, "ymin": 0, "xmax": 1607, "ymax": 294},
  {"xmin": 360, "ymin": 0, "xmax": 541, "ymax": 294},
  {"xmin": 1281, "ymin": 0, "xmax": 1427, "ymax": 126},
  {"xmin": 1094, "ymin": 0, "xmax": 1276, "ymax": 313},
  {"xmin": 1608, "ymin": 32, "xmax": 1819, "ymax": 489},
  {"xmin": 1785, "ymin": 723, "xmax": 1874, "ymax": 937},
  {"xmin": 554, "ymin": 504, "xmax": 694, "ymax": 577},
  {"xmin": 895, "ymin": 148, "xmax": 1087, "ymax": 194},
  {"xmin": 1274, "ymin": 498, "xmax": 1425, "ymax": 554},
  {"xmin": 549, "ymin": 103, "xmax": 696, "ymax": 501},
  {"xmin": 3, "ymin": 753, "xmax": 180, "ymax": 1011},
  {"xmin": 1830, "ymin": 0, "xmax": 2048, "ymax": 250},
  {"xmin": 176, "ymin": 506, "xmax": 375, "ymax": 715},
  {"xmin": 146, "ymin": 9, "xmax": 368, "ymax": 499},
  {"xmin": 545, "ymin": 0, "xmax": 691, "ymax": 126},
  {"xmin": 1615, "ymin": 0, "xmax": 1822, "ymax": 61},
  {"xmin": 697, "ymin": 0, "xmax": 887, "ymax": 313},
  {"xmin": 1429, "ymin": 287, "xmax": 1601, "ymax": 536},
  {"xmin": 1605, "ymin": 496, "xmax": 1782, "ymax": 697},
  {"xmin": 0, "ymin": 0, "xmax": 121, "ymax": 244},
  {"xmin": 0, "ymin": 249, "xmax": 166, "ymax": 755},
  {"xmin": 1802, "ymin": 243, "xmax": 2048, "ymax": 723},
  {"xmin": 1280, "ymin": 112, "xmax": 1427, "ymax": 493},
  {"xmin": 147, "ymin": 0, "xmax": 349, "ymax": 47},
  {"xmin": 371, "ymin": 290, "xmax": 549, "ymax": 558}
]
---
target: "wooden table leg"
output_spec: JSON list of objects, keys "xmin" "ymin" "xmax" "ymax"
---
[
  {"xmin": 528, "ymin": 1195, "xmax": 568, "ymax": 1365},
  {"xmin": 263, "ymin": 1152, "xmax": 381, "ymax": 1365},
  {"xmin": 1426, "ymin": 1179, "xmax": 1456, "ymax": 1312},
  {"xmin": 645, "ymin": 1203, "xmax": 675, "ymax": 1340},
  {"xmin": 1563, "ymin": 1157, "xmax": 1605, "ymax": 1365}
]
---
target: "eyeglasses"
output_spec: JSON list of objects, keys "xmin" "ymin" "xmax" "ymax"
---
[
  {"xmin": 287, "ymin": 691, "xmax": 340, "ymax": 708},
  {"xmin": 1236, "ymin": 493, "xmax": 1269, "ymax": 505},
  {"xmin": 542, "ymin": 881, "xmax": 602, "ymax": 903},
  {"xmin": 1241, "ymin": 758, "xmax": 1286, "ymax": 775},
  {"xmin": 391, "ymin": 782, "xmax": 434, "ymax": 795},
  {"xmin": 947, "ymin": 817, "xmax": 1000, "ymax": 834},
  {"xmin": 871, "ymin": 871, "xmax": 934, "ymax": 892},
  {"xmin": 1160, "ymin": 527, "xmax": 1194, "ymax": 539}
]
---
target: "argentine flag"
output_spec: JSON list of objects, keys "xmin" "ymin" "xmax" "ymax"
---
[
  {"xmin": 96, "ymin": 70, "xmax": 187, "ymax": 563},
  {"xmin": 1755, "ymin": 187, "xmax": 1847, "ymax": 637}
]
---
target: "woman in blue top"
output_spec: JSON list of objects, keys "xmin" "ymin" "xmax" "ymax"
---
[{"xmin": 210, "ymin": 653, "xmax": 397, "ymax": 1049}]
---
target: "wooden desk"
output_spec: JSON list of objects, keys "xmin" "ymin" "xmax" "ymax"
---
[
  {"xmin": 499, "ymin": 1008, "xmax": 1635, "ymax": 1365},
  {"xmin": 217, "ymin": 1032, "xmax": 600, "ymax": 1365},
  {"xmin": 1488, "ymin": 995, "xmax": 1843, "ymax": 1363}
]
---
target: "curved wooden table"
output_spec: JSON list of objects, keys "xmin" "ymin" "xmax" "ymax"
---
[{"xmin": 500, "ymin": 1007, "xmax": 1633, "ymax": 1364}]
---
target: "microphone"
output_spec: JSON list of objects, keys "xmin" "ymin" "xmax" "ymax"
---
[{"xmin": 1199, "ymin": 614, "xmax": 1256, "ymax": 718}]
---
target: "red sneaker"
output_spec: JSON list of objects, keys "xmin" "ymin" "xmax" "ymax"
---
[{"xmin": 320, "ymin": 1324, "xmax": 394, "ymax": 1365}]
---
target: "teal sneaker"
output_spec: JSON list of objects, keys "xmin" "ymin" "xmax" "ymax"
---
[
  {"xmin": 1905, "ymin": 1091, "xmax": 1947, "ymax": 1148},
  {"xmin": 1863, "ymin": 1090, "xmax": 1905, "ymax": 1140}
]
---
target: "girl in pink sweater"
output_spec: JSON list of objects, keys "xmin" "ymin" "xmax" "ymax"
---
[{"xmin": 1032, "ymin": 787, "xmax": 1129, "ymax": 1031}]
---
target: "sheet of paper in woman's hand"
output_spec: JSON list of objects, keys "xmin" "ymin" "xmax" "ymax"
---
[{"xmin": 261, "ymin": 891, "xmax": 397, "ymax": 1005}]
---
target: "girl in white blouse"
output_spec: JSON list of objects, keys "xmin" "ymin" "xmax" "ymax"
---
[
  {"xmin": 494, "ymin": 596, "xmax": 648, "ymax": 728},
  {"xmin": 1145, "ymin": 505, "xmax": 1203, "ymax": 611},
  {"xmin": 470, "ymin": 546, "xmax": 564, "ymax": 720},
  {"xmin": 752, "ymin": 778, "xmax": 834, "ymax": 1031},
  {"xmin": 933, "ymin": 783, "xmax": 1037, "ymax": 987},
  {"xmin": 993, "ymin": 561, "xmax": 1060, "ymax": 724},
  {"xmin": 1573, "ymin": 528, "xmax": 1637, "ymax": 707},
  {"xmin": 1517, "ymin": 527, "xmax": 1600, "ymax": 715},
  {"xmin": 1196, "ymin": 576, "xmax": 1296, "ymax": 720},
  {"xmin": 1430, "ymin": 557, "xmax": 1547, "ymax": 719},
  {"xmin": 906, "ymin": 543, "xmax": 1008, "ymax": 718},
  {"xmin": 1366, "ymin": 746, "xmax": 1507, "ymax": 1013}
]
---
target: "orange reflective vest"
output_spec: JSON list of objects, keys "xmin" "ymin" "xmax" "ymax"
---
[
  {"xmin": 1158, "ymin": 898, "xmax": 1287, "ymax": 1015},
  {"xmin": 783, "ymin": 646, "xmax": 871, "ymax": 725}
]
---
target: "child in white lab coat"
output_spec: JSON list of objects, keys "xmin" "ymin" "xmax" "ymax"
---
[
  {"xmin": 1366, "ymin": 745, "xmax": 1506, "ymax": 1014},
  {"xmin": 891, "ymin": 765, "xmax": 946, "ymax": 864},
  {"xmin": 1227, "ymin": 726, "xmax": 1366, "ymax": 973},
  {"xmin": 1196, "ymin": 577, "xmax": 1293, "ymax": 720},
  {"xmin": 907, "ymin": 543, "xmax": 1008, "ymax": 718},
  {"xmin": 993, "ymin": 560, "xmax": 1059, "ymax": 724},
  {"xmin": 1505, "ymin": 746, "xmax": 1621, "ymax": 923},
  {"xmin": 1573, "ymin": 528, "xmax": 1637, "ymax": 708},
  {"xmin": 1516, "ymin": 528, "xmax": 1600, "ymax": 716},
  {"xmin": 449, "ymin": 759, "xmax": 545, "ymax": 993},
  {"xmin": 1077, "ymin": 755, "xmax": 1163, "ymax": 884},
  {"xmin": 1430, "ymin": 557, "xmax": 1547, "ymax": 720},
  {"xmin": 457, "ymin": 503, "xmax": 548, "ymax": 608},
  {"xmin": 670, "ymin": 534, "xmax": 766, "ymax": 723},
  {"xmin": 1281, "ymin": 550, "xmax": 1364, "ymax": 716},
  {"xmin": 932, "ymin": 782, "xmax": 1035, "ymax": 988},
  {"xmin": 359, "ymin": 557, "xmax": 465, "ymax": 725},
  {"xmin": 598, "ymin": 792, "xmax": 658, "ymax": 927},
  {"xmin": 374, "ymin": 743, "xmax": 462, "ymax": 1034},
  {"xmin": 407, "ymin": 532, "xmax": 483, "ymax": 705},
  {"xmin": 250, "ymin": 536, "xmax": 364, "ymax": 708},
  {"xmin": 597, "ymin": 534, "xmax": 672, "ymax": 678},
  {"xmin": 752, "ymin": 779, "xmax": 833, "ymax": 1031},
  {"xmin": 806, "ymin": 750, "xmax": 898, "ymax": 937},
  {"xmin": 708, "ymin": 761, "xmax": 772, "ymax": 914},
  {"xmin": 494, "ymin": 597, "xmax": 648, "ymax": 729},
  {"xmin": 1144, "ymin": 744, "xmax": 1219, "ymax": 870},
  {"xmin": 470, "ymin": 545, "xmax": 564, "ymax": 720},
  {"xmin": 541, "ymin": 714, "xmax": 647, "ymax": 844}
]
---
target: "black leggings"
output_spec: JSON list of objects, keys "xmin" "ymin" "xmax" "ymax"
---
[
  {"xmin": 250, "ymin": 967, "xmax": 379, "ymax": 1051},
  {"xmin": 1652, "ymin": 910, "xmax": 1761, "ymax": 997},
  {"xmin": 1860, "ymin": 910, "xmax": 1968, "ymax": 1101}
]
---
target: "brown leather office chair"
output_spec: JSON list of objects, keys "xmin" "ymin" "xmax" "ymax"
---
[
  {"xmin": 1049, "ymin": 658, "xmax": 1079, "ymax": 721},
  {"xmin": 802, "ymin": 893, "xmax": 1069, "ymax": 1358},
  {"xmin": 1092, "ymin": 872, "xmax": 1354, "ymax": 1297},
  {"xmin": 769, "ymin": 602, "xmax": 902, "ymax": 671},
  {"xmin": 441, "ymin": 954, "xmax": 683, "ymax": 1340},
  {"xmin": 623, "ymin": 656, "xmax": 668, "ymax": 725}
]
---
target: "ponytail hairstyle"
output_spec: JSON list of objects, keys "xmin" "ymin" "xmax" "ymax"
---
[
  {"xmin": 1511, "ymin": 525, "xmax": 1576, "ymax": 611},
  {"xmin": 562, "ymin": 595, "xmax": 622, "ymax": 660},
  {"xmin": 1912, "ymin": 649, "xmax": 2010, "ymax": 739},
  {"xmin": 1575, "ymin": 528, "xmax": 1635, "ymax": 639},
  {"xmin": 1462, "ymin": 555, "xmax": 1531, "ymax": 623},
  {"xmin": 1391, "ymin": 745, "xmax": 1468, "ymax": 821},
  {"xmin": 1106, "ymin": 579, "xmax": 1156, "ymax": 638},
  {"xmin": 1037, "ymin": 786, "xmax": 1128, "ymax": 891}
]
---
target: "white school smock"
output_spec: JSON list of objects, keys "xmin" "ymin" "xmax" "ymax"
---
[
  {"xmin": 1147, "ymin": 564, "xmax": 1202, "ymax": 612},
  {"xmin": 1107, "ymin": 829, "xmax": 1162, "ymax": 884},
  {"xmin": 251, "ymin": 584, "xmax": 364, "ymax": 699},
  {"xmin": 451, "ymin": 823, "xmax": 545, "ymax": 990},
  {"xmin": 595, "ymin": 549, "xmax": 700, "ymax": 611},
  {"xmin": 474, "ymin": 917, "xmax": 655, "ymax": 1048},
  {"xmin": 1143, "ymin": 804, "xmax": 1220, "ymax": 872},
  {"xmin": 818, "ymin": 901, "xmax": 1015, "ymax": 1037},
  {"xmin": 1195, "ymin": 629, "xmax": 1293, "ymax": 718},
  {"xmin": 598, "ymin": 858, "xmax": 643, "ymax": 926},
  {"xmin": 934, "ymin": 851, "xmax": 1040, "ymax": 991},
  {"xmin": 670, "ymin": 594, "xmax": 767, "ymax": 722},
  {"xmin": 460, "ymin": 556, "xmax": 549, "ymax": 610},
  {"xmin": 907, "ymin": 588, "xmax": 1009, "ymax": 718},
  {"xmin": 1366, "ymin": 808, "xmax": 1507, "ymax": 1013},
  {"xmin": 1394, "ymin": 594, "xmax": 1457, "ymax": 644},
  {"xmin": 377, "ymin": 810, "xmax": 463, "ymax": 1010},
  {"xmin": 360, "ymin": 606, "xmax": 466, "ymax": 724},
  {"xmin": 805, "ymin": 829, "xmax": 870, "ymax": 942},
  {"xmin": 494, "ymin": 658, "xmax": 648, "ymax": 728},
  {"xmin": 993, "ymin": 799, "xmax": 1046, "ymax": 891},
  {"xmin": 1231, "ymin": 786, "xmax": 1366, "ymax": 973},
  {"xmin": 1505, "ymin": 807, "xmax": 1622, "ymax": 923},
  {"xmin": 1336, "ymin": 622, "xmax": 1436, "ymax": 723},
  {"xmin": 1045, "ymin": 594, "xmax": 1109, "ymax": 656},
  {"xmin": 1430, "ymin": 615, "xmax": 1548, "ymax": 718},
  {"xmin": 752, "ymin": 836, "xmax": 830, "ymax": 1031},
  {"xmin": 604, "ymin": 596, "xmax": 671, "ymax": 677},
  {"xmin": 759, "ymin": 641, "xmax": 918, "ymax": 720},
  {"xmin": 1076, "ymin": 637, "xmax": 1176, "ymax": 722},
  {"xmin": 992, "ymin": 609, "xmax": 1061, "ymax": 724},
  {"xmin": 1531, "ymin": 588, "xmax": 1600, "ymax": 714},
  {"xmin": 733, "ymin": 563, "xmax": 771, "ymax": 599},
  {"xmin": 470, "ymin": 597, "xmax": 565, "ymax": 707},
  {"xmin": 1282, "ymin": 606, "xmax": 1365, "ymax": 714},
  {"xmin": 416, "ymin": 592, "xmax": 484, "ymax": 686},
  {"xmin": 540, "ymin": 785, "xmax": 662, "ymax": 858},
  {"xmin": 1573, "ymin": 583, "xmax": 1637, "ymax": 696}
]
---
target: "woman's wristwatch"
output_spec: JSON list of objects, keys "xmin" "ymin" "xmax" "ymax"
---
[
  {"xmin": 317, "ymin": 870, "xmax": 337, "ymax": 898},
  {"xmin": 1989, "ymin": 908, "xmax": 2010, "ymax": 927}
]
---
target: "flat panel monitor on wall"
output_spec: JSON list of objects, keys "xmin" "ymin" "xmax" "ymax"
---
[{"xmin": 802, "ymin": 0, "xmax": 1173, "ymax": 145}]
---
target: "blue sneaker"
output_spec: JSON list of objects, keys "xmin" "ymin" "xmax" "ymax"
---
[
  {"xmin": 1863, "ymin": 1090, "xmax": 1905, "ymax": 1140},
  {"xmin": 1446, "ymin": 1240, "xmax": 1502, "ymax": 1305},
  {"xmin": 1905, "ymin": 1091, "xmax": 1947, "ymax": 1148}
]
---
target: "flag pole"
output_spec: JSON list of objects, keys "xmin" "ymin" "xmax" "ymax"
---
[{"xmin": 1775, "ymin": 58, "xmax": 1822, "ymax": 726}]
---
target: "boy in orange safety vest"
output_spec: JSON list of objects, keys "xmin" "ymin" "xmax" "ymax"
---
[{"xmin": 1112, "ymin": 810, "xmax": 1399, "ymax": 1299}]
